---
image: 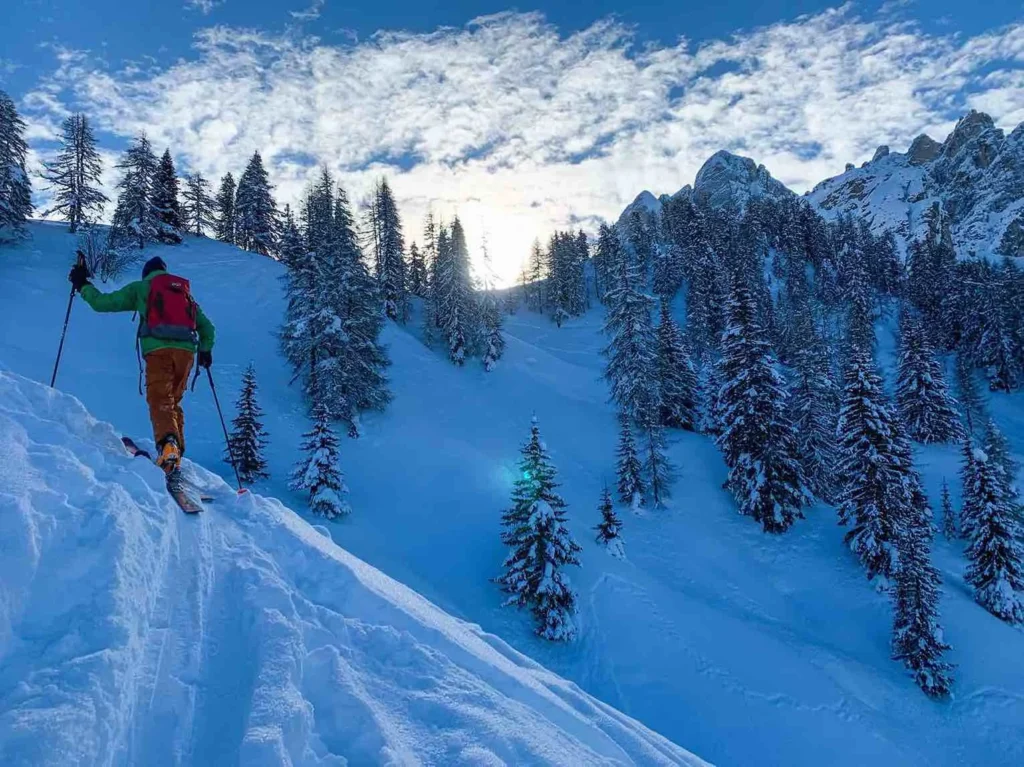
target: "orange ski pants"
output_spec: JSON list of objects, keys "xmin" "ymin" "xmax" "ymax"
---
[{"xmin": 145, "ymin": 348, "xmax": 194, "ymax": 455}]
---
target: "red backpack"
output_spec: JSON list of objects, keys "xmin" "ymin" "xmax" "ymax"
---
[{"xmin": 140, "ymin": 273, "xmax": 199, "ymax": 344}]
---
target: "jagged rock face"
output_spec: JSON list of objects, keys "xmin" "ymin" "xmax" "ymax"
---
[
  {"xmin": 808, "ymin": 110, "xmax": 1024, "ymax": 260},
  {"xmin": 693, "ymin": 150, "xmax": 794, "ymax": 210}
]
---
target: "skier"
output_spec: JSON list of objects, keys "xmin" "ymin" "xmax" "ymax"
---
[{"xmin": 69, "ymin": 254, "xmax": 215, "ymax": 476}]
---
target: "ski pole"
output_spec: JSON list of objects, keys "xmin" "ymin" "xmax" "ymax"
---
[
  {"xmin": 205, "ymin": 367, "xmax": 246, "ymax": 494},
  {"xmin": 51, "ymin": 253, "xmax": 86, "ymax": 388}
]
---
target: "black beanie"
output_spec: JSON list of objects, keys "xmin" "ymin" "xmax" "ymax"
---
[{"xmin": 142, "ymin": 256, "xmax": 167, "ymax": 279}]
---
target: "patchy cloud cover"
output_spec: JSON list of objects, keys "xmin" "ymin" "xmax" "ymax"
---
[{"xmin": 22, "ymin": 7, "xmax": 1024, "ymax": 283}]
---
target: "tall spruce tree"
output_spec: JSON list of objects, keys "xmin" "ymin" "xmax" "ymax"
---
[
  {"xmin": 432, "ymin": 217, "xmax": 478, "ymax": 365},
  {"xmin": 642, "ymin": 420, "xmax": 674, "ymax": 508},
  {"xmin": 891, "ymin": 498, "xmax": 954, "ymax": 698},
  {"xmin": 955, "ymin": 352, "xmax": 986, "ymax": 432},
  {"xmin": 367, "ymin": 178, "xmax": 407, "ymax": 321},
  {"xmin": 181, "ymin": 172, "xmax": 216, "ymax": 237},
  {"xmin": 896, "ymin": 312, "xmax": 962, "ymax": 444},
  {"xmin": 602, "ymin": 239, "xmax": 658, "ymax": 426},
  {"xmin": 616, "ymin": 412, "xmax": 645, "ymax": 509},
  {"xmin": 961, "ymin": 427, "xmax": 1024, "ymax": 624},
  {"xmin": 227, "ymin": 364, "xmax": 270, "ymax": 483},
  {"xmin": 408, "ymin": 242, "xmax": 427, "ymax": 298},
  {"xmin": 0, "ymin": 90, "xmax": 32, "ymax": 241},
  {"xmin": 214, "ymin": 172, "xmax": 237, "ymax": 244},
  {"xmin": 41, "ymin": 113, "xmax": 107, "ymax": 232},
  {"xmin": 595, "ymin": 487, "xmax": 626, "ymax": 560},
  {"xmin": 235, "ymin": 151, "xmax": 277, "ymax": 256},
  {"xmin": 497, "ymin": 418, "xmax": 582, "ymax": 641},
  {"xmin": 151, "ymin": 149, "xmax": 183, "ymax": 243},
  {"xmin": 835, "ymin": 341, "xmax": 919, "ymax": 583},
  {"xmin": 290, "ymin": 400, "xmax": 350, "ymax": 519},
  {"xmin": 788, "ymin": 329, "xmax": 839, "ymax": 503},
  {"xmin": 109, "ymin": 134, "xmax": 159, "ymax": 251},
  {"xmin": 480, "ymin": 238, "xmax": 505, "ymax": 372},
  {"xmin": 655, "ymin": 302, "xmax": 699, "ymax": 431},
  {"xmin": 715, "ymin": 279, "xmax": 807, "ymax": 533}
]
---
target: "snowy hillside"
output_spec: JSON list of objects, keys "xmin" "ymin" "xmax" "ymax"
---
[
  {"xmin": 0, "ymin": 370, "xmax": 701, "ymax": 766},
  {"xmin": 3, "ymin": 223, "xmax": 1024, "ymax": 766},
  {"xmin": 808, "ymin": 111, "xmax": 1024, "ymax": 260}
]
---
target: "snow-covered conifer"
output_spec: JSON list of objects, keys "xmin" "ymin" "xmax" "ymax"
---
[
  {"xmin": 235, "ymin": 151, "xmax": 277, "ymax": 256},
  {"xmin": 896, "ymin": 312, "xmax": 962, "ymax": 444},
  {"xmin": 616, "ymin": 412, "xmax": 645, "ymax": 509},
  {"xmin": 655, "ymin": 302, "xmax": 699, "ymax": 430},
  {"xmin": 227, "ymin": 363, "xmax": 270, "ymax": 483},
  {"xmin": 408, "ymin": 242, "xmax": 427, "ymax": 298},
  {"xmin": 290, "ymin": 400, "xmax": 350, "ymax": 519},
  {"xmin": 366, "ymin": 178, "xmax": 407, "ymax": 321},
  {"xmin": 109, "ymin": 134, "xmax": 159, "ymax": 251},
  {"xmin": 497, "ymin": 418, "xmax": 582, "ymax": 641},
  {"xmin": 151, "ymin": 149, "xmax": 183, "ymax": 243},
  {"xmin": 0, "ymin": 90, "xmax": 32, "ymax": 241},
  {"xmin": 595, "ymin": 487, "xmax": 625, "ymax": 559},
  {"xmin": 41, "ymin": 113, "xmax": 106, "ymax": 232},
  {"xmin": 480, "ymin": 239, "xmax": 505, "ymax": 372},
  {"xmin": 940, "ymin": 479, "xmax": 958, "ymax": 541},
  {"xmin": 181, "ymin": 172, "xmax": 216, "ymax": 237},
  {"xmin": 642, "ymin": 420, "xmax": 674, "ymax": 508},
  {"xmin": 716, "ymin": 279, "xmax": 807, "ymax": 533},
  {"xmin": 214, "ymin": 172, "xmax": 236, "ymax": 244}
]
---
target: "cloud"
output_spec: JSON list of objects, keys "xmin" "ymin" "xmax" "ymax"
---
[
  {"xmin": 21, "ymin": 8, "xmax": 1024, "ymax": 284},
  {"xmin": 290, "ymin": 0, "xmax": 325, "ymax": 22},
  {"xmin": 185, "ymin": 0, "xmax": 222, "ymax": 15}
]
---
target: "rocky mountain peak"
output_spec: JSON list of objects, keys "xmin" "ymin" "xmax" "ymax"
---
[
  {"xmin": 941, "ymin": 110, "xmax": 999, "ymax": 160},
  {"xmin": 693, "ymin": 150, "xmax": 793, "ymax": 209},
  {"xmin": 908, "ymin": 134, "xmax": 941, "ymax": 165}
]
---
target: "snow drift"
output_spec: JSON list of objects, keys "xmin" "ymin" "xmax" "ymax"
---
[{"xmin": 0, "ymin": 370, "xmax": 702, "ymax": 766}]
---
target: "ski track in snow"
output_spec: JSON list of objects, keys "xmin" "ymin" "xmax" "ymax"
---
[{"xmin": 2, "ymin": 222, "xmax": 1024, "ymax": 766}]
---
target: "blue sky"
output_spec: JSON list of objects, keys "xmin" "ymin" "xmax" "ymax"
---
[{"xmin": 3, "ymin": 0, "xmax": 1023, "ymax": 280}]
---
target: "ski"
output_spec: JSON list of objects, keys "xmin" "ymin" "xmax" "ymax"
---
[{"xmin": 122, "ymin": 435, "xmax": 210, "ymax": 511}]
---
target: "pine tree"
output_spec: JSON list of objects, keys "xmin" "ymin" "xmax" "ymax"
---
[
  {"xmin": 891, "ymin": 500, "xmax": 954, "ymax": 698},
  {"xmin": 955, "ymin": 352, "xmax": 986, "ymax": 432},
  {"xmin": 642, "ymin": 420, "xmax": 674, "ymax": 508},
  {"xmin": 788, "ymin": 332, "xmax": 839, "ymax": 503},
  {"xmin": 895, "ymin": 312, "xmax": 962, "ymax": 444},
  {"xmin": 497, "ymin": 418, "xmax": 582, "ymax": 641},
  {"xmin": 290, "ymin": 400, "xmax": 350, "ymax": 519},
  {"xmin": 655, "ymin": 302, "xmax": 699, "ymax": 431},
  {"xmin": 41, "ymin": 113, "xmax": 107, "ymax": 232},
  {"xmin": 214, "ymin": 172, "xmax": 236, "ymax": 244},
  {"xmin": 432, "ymin": 217, "xmax": 478, "ymax": 365},
  {"xmin": 961, "ymin": 428, "xmax": 1024, "ymax": 624},
  {"xmin": 941, "ymin": 479, "xmax": 958, "ymax": 540},
  {"xmin": 602, "ymin": 243, "xmax": 658, "ymax": 426},
  {"xmin": 277, "ymin": 204, "xmax": 305, "ymax": 270},
  {"xmin": 235, "ymin": 151, "xmax": 277, "ymax": 256},
  {"xmin": 408, "ymin": 242, "xmax": 427, "ymax": 298},
  {"xmin": 367, "ymin": 178, "xmax": 407, "ymax": 321},
  {"xmin": 181, "ymin": 172, "xmax": 216, "ymax": 237},
  {"xmin": 481, "ymin": 238, "xmax": 505, "ymax": 372},
  {"xmin": 109, "ymin": 134, "xmax": 159, "ymax": 251},
  {"xmin": 151, "ymin": 149, "xmax": 183, "ymax": 244},
  {"xmin": 227, "ymin": 364, "xmax": 270, "ymax": 483},
  {"xmin": 616, "ymin": 412, "xmax": 645, "ymax": 509},
  {"xmin": 835, "ymin": 342, "xmax": 918, "ymax": 583},
  {"xmin": 0, "ymin": 90, "xmax": 32, "ymax": 241},
  {"xmin": 716, "ymin": 279, "xmax": 807, "ymax": 533},
  {"xmin": 595, "ymin": 487, "xmax": 626, "ymax": 559}
]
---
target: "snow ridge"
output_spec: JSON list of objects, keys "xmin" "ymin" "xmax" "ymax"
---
[{"xmin": 0, "ymin": 370, "xmax": 702, "ymax": 767}]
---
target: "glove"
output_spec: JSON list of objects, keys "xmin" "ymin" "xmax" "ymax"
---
[
  {"xmin": 198, "ymin": 350, "xmax": 213, "ymax": 369},
  {"xmin": 69, "ymin": 261, "xmax": 92, "ymax": 293}
]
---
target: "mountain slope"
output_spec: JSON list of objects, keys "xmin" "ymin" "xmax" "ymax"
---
[
  {"xmin": 2, "ymin": 223, "xmax": 1024, "ymax": 766},
  {"xmin": 808, "ymin": 111, "xmax": 1024, "ymax": 259},
  {"xmin": 0, "ymin": 368, "xmax": 702, "ymax": 766}
]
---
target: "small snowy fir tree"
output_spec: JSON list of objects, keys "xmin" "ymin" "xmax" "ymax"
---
[
  {"xmin": 214, "ymin": 172, "xmax": 236, "ymax": 244},
  {"xmin": 715, "ymin": 279, "xmax": 807, "ymax": 533},
  {"xmin": 109, "ymin": 134, "xmax": 159, "ymax": 251},
  {"xmin": 656, "ymin": 302, "xmax": 699, "ymax": 431},
  {"xmin": 151, "ymin": 149, "xmax": 183, "ymax": 244},
  {"xmin": 0, "ymin": 90, "xmax": 32, "ymax": 241},
  {"xmin": 41, "ymin": 113, "xmax": 107, "ymax": 232},
  {"xmin": 227, "ymin": 364, "xmax": 270, "ymax": 483},
  {"xmin": 891, "ymin": 500, "xmax": 954, "ymax": 698},
  {"xmin": 616, "ymin": 412, "xmax": 645, "ymax": 510},
  {"xmin": 642, "ymin": 419, "xmax": 674, "ymax": 508},
  {"xmin": 595, "ymin": 487, "xmax": 626, "ymax": 560},
  {"xmin": 940, "ymin": 479, "xmax": 958, "ymax": 541},
  {"xmin": 181, "ymin": 172, "xmax": 216, "ymax": 237},
  {"xmin": 895, "ymin": 312, "xmax": 962, "ymax": 444},
  {"xmin": 480, "ymin": 237, "xmax": 505, "ymax": 371},
  {"xmin": 290, "ymin": 401, "xmax": 350, "ymax": 520},
  {"xmin": 961, "ymin": 429, "xmax": 1024, "ymax": 624},
  {"xmin": 497, "ymin": 418, "xmax": 582, "ymax": 641},
  {"xmin": 235, "ymin": 151, "xmax": 278, "ymax": 256}
]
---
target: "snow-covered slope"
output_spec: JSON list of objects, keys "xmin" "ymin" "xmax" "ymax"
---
[
  {"xmin": 808, "ymin": 111, "xmax": 1024, "ymax": 259},
  {"xmin": 3, "ymin": 223, "xmax": 1024, "ymax": 766},
  {"xmin": 0, "ymin": 368, "xmax": 701, "ymax": 766}
]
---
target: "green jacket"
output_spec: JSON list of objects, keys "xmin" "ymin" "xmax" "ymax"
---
[{"xmin": 80, "ymin": 270, "xmax": 215, "ymax": 355}]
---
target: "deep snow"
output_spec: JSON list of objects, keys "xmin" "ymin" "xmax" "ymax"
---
[{"xmin": 2, "ymin": 222, "xmax": 1024, "ymax": 766}]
